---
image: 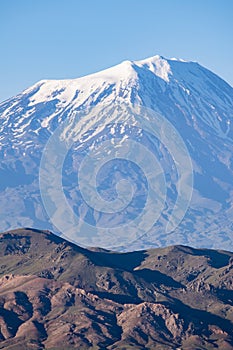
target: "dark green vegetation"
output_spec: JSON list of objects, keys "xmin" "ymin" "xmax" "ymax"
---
[{"xmin": 0, "ymin": 228, "xmax": 232, "ymax": 349}]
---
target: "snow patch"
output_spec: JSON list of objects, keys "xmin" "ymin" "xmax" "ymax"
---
[{"xmin": 135, "ymin": 55, "xmax": 172, "ymax": 82}]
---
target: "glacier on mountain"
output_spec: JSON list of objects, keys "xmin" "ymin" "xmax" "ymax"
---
[{"xmin": 0, "ymin": 55, "xmax": 233, "ymax": 251}]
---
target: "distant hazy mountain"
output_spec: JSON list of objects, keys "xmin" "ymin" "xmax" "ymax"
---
[
  {"xmin": 0, "ymin": 228, "xmax": 232, "ymax": 349},
  {"xmin": 0, "ymin": 55, "xmax": 233, "ymax": 250}
]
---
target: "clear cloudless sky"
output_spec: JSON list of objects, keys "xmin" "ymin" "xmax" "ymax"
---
[{"xmin": 0, "ymin": 0, "xmax": 232, "ymax": 102}]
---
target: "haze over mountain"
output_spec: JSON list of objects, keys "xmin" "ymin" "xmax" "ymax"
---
[{"xmin": 0, "ymin": 55, "xmax": 233, "ymax": 250}]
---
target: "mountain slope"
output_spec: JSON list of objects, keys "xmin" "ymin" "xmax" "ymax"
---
[
  {"xmin": 0, "ymin": 228, "xmax": 232, "ymax": 349},
  {"xmin": 0, "ymin": 55, "xmax": 233, "ymax": 250}
]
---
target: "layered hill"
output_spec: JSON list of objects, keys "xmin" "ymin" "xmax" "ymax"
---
[{"xmin": 0, "ymin": 228, "xmax": 232, "ymax": 349}]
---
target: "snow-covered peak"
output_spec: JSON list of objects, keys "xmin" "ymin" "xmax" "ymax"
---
[
  {"xmin": 170, "ymin": 57, "xmax": 187, "ymax": 62},
  {"xmin": 19, "ymin": 55, "xmax": 188, "ymax": 108},
  {"xmin": 134, "ymin": 55, "xmax": 172, "ymax": 82},
  {"xmin": 21, "ymin": 60, "xmax": 139, "ymax": 108},
  {"xmin": 1, "ymin": 54, "xmax": 233, "ymax": 251},
  {"xmin": 89, "ymin": 59, "xmax": 138, "ymax": 82},
  {"xmin": 21, "ymin": 55, "xmax": 202, "ymax": 106}
]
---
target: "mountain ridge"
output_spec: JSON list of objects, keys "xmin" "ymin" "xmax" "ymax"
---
[
  {"xmin": 19, "ymin": 54, "xmax": 232, "ymax": 91},
  {"xmin": 0, "ymin": 55, "xmax": 233, "ymax": 250},
  {"xmin": 0, "ymin": 227, "xmax": 232, "ymax": 349}
]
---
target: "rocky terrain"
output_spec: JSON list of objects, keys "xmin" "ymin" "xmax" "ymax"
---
[{"xmin": 0, "ymin": 228, "xmax": 232, "ymax": 349}]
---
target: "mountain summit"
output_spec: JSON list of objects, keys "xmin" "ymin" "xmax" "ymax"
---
[{"xmin": 0, "ymin": 55, "xmax": 233, "ymax": 250}]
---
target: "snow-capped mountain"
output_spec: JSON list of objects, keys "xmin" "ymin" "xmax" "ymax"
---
[{"xmin": 1, "ymin": 55, "xmax": 233, "ymax": 250}]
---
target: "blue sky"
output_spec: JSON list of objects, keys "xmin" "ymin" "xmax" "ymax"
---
[{"xmin": 1, "ymin": 0, "xmax": 232, "ymax": 102}]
